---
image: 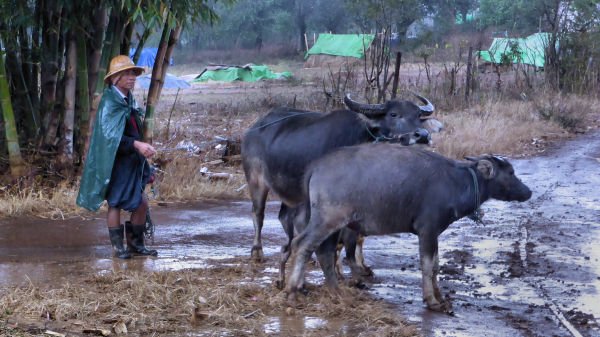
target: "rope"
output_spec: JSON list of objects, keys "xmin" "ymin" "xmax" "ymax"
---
[
  {"xmin": 467, "ymin": 167, "xmax": 484, "ymax": 224},
  {"xmin": 365, "ymin": 124, "xmax": 395, "ymax": 143}
]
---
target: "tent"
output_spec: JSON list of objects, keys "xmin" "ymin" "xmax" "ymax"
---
[
  {"xmin": 190, "ymin": 64, "xmax": 290, "ymax": 83},
  {"xmin": 305, "ymin": 33, "xmax": 375, "ymax": 59},
  {"xmin": 136, "ymin": 73, "xmax": 190, "ymax": 89},
  {"xmin": 129, "ymin": 47, "xmax": 174, "ymax": 67},
  {"xmin": 477, "ymin": 33, "xmax": 551, "ymax": 68}
]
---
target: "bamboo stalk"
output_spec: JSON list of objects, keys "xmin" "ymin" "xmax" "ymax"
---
[
  {"xmin": 143, "ymin": 14, "xmax": 172, "ymax": 144},
  {"xmin": 0, "ymin": 51, "xmax": 25, "ymax": 177},
  {"xmin": 59, "ymin": 35, "xmax": 77, "ymax": 166},
  {"xmin": 156, "ymin": 23, "xmax": 181, "ymax": 98},
  {"xmin": 88, "ymin": 4, "xmax": 108, "ymax": 99},
  {"xmin": 76, "ymin": 35, "xmax": 90, "ymax": 168}
]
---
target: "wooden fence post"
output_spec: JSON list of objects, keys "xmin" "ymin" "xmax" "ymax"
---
[{"xmin": 391, "ymin": 52, "xmax": 402, "ymax": 99}]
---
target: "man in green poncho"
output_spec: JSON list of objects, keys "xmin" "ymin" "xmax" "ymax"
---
[{"xmin": 77, "ymin": 55, "xmax": 158, "ymax": 259}]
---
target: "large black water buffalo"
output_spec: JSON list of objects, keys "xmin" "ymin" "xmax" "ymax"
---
[
  {"xmin": 242, "ymin": 93, "xmax": 440, "ymax": 285},
  {"xmin": 285, "ymin": 144, "xmax": 532, "ymax": 312}
]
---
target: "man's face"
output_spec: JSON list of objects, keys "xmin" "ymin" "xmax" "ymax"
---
[{"xmin": 115, "ymin": 69, "xmax": 138, "ymax": 92}]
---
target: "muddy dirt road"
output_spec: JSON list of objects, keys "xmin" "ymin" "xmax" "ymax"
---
[{"xmin": 1, "ymin": 131, "xmax": 599, "ymax": 336}]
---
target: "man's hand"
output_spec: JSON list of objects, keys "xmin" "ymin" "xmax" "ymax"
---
[{"xmin": 133, "ymin": 140, "xmax": 157, "ymax": 159}]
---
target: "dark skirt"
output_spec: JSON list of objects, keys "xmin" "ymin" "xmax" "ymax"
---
[{"xmin": 105, "ymin": 152, "xmax": 151, "ymax": 212}]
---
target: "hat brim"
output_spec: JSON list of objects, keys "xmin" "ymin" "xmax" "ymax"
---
[{"xmin": 103, "ymin": 65, "xmax": 145, "ymax": 84}]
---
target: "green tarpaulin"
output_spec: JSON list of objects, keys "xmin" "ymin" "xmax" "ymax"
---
[
  {"xmin": 190, "ymin": 65, "xmax": 290, "ymax": 83},
  {"xmin": 477, "ymin": 33, "xmax": 551, "ymax": 68},
  {"xmin": 305, "ymin": 33, "xmax": 375, "ymax": 59}
]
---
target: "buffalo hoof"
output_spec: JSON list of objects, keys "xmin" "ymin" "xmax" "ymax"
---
[
  {"xmin": 250, "ymin": 246, "xmax": 264, "ymax": 262},
  {"xmin": 286, "ymin": 290, "xmax": 300, "ymax": 307},
  {"xmin": 426, "ymin": 299, "xmax": 453, "ymax": 314},
  {"xmin": 359, "ymin": 265, "xmax": 374, "ymax": 277},
  {"xmin": 354, "ymin": 281, "xmax": 369, "ymax": 290}
]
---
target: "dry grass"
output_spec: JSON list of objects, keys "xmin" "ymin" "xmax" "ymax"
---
[
  {"xmin": 0, "ymin": 258, "xmax": 417, "ymax": 337},
  {"xmin": 0, "ymin": 181, "xmax": 79, "ymax": 219},
  {"xmin": 432, "ymin": 99, "xmax": 563, "ymax": 159}
]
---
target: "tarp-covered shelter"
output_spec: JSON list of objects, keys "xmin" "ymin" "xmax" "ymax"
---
[
  {"xmin": 136, "ymin": 73, "xmax": 190, "ymax": 89},
  {"xmin": 190, "ymin": 64, "xmax": 290, "ymax": 83},
  {"xmin": 477, "ymin": 33, "xmax": 550, "ymax": 68},
  {"xmin": 129, "ymin": 47, "xmax": 174, "ymax": 67},
  {"xmin": 304, "ymin": 33, "xmax": 375, "ymax": 67}
]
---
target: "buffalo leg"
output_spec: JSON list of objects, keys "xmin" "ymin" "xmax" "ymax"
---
[
  {"xmin": 248, "ymin": 179, "xmax": 269, "ymax": 261},
  {"xmin": 334, "ymin": 242, "xmax": 345, "ymax": 280},
  {"xmin": 418, "ymin": 233, "xmax": 451, "ymax": 312},
  {"xmin": 340, "ymin": 230, "xmax": 373, "ymax": 278},
  {"xmin": 286, "ymin": 213, "xmax": 337, "ymax": 305},
  {"xmin": 316, "ymin": 232, "xmax": 342, "ymax": 293},
  {"xmin": 276, "ymin": 204, "xmax": 301, "ymax": 289},
  {"xmin": 354, "ymin": 235, "xmax": 373, "ymax": 276}
]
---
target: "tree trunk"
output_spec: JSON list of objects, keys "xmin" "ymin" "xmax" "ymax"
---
[
  {"xmin": 31, "ymin": 0, "xmax": 42, "ymax": 122},
  {"xmin": 95, "ymin": 6, "xmax": 124, "ymax": 95},
  {"xmin": 59, "ymin": 31, "xmax": 77, "ymax": 168},
  {"xmin": 296, "ymin": 4, "xmax": 307, "ymax": 52},
  {"xmin": 0, "ymin": 26, "xmax": 31, "ymax": 140},
  {"xmin": 391, "ymin": 52, "xmax": 401, "ymax": 99},
  {"xmin": 132, "ymin": 25, "xmax": 152, "ymax": 64},
  {"xmin": 40, "ymin": 0, "xmax": 62, "ymax": 120},
  {"xmin": 88, "ymin": 5, "xmax": 108, "ymax": 99},
  {"xmin": 0, "ymin": 51, "xmax": 26, "ymax": 177},
  {"xmin": 120, "ymin": 20, "xmax": 135, "ymax": 55},
  {"xmin": 156, "ymin": 23, "xmax": 182, "ymax": 98},
  {"xmin": 58, "ymin": 34, "xmax": 77, "ymax": 167},
  {"xmin": 43, "ymin": 22, "xmax": 66, "ymax": 148},
  {"xmin": 143, "ymin": 16, "xmax": 172, "ymax": 144},
  {"xmin": 40, "ymin": 0, "xmax": 63, "ymax": 147},
  {"xmin": 18, "ymin": 24, "xmax": 40, "ymax": 137},
  {"xmin": 76, "ymin": 36, "xmax": 90, "ymax": 168}
]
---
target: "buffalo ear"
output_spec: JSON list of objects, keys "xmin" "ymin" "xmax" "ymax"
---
[
  {"xmin": 359, "ymin": 113, "xmax": 381, "ymax": 129},
  {"xmin": 421, "ymin": 118, "xmax": 443, "ymax": 133},
  {"xmin": 476, "ymin": 160, "xmax": 495, "ymax": 179}
]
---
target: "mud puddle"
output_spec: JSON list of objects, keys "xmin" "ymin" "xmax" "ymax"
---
[{"xmin": 1, "ymin": 132, "xmax": 599, "ymax": 336}]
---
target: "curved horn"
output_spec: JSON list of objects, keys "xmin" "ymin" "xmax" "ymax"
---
[
  {"xmin": 344, "ymin": 94, "xmax": 387, "ymax": 117},
  {"xmin": 411, "ymin": 91, "xmax": 435, "ymax": 116}
]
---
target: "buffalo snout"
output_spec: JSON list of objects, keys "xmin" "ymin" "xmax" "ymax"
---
[
  {"xmin": 396, "ymin": 128, "xmax": 431, "ymax": 146},
  {"xmin": 514, "ymin": 180, "xmax": 532, "ymax": 202}
]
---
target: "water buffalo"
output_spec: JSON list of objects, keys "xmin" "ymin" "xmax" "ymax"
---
[
  {"xmin": 285, "ymin": 144, "xmax": 532, "ymax": 312},
  {"xmin": 242, "ymin": 93, "xmax": 440, "ymax": 285}
]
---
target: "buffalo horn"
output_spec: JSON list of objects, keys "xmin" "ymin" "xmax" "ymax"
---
[
  {"xmin": 344, "ymin": 94, "xmax": 386, "ymax": 117},
  {"xmin": 411, "ymin": 91, "xmax": 435, "ymax": 116}
]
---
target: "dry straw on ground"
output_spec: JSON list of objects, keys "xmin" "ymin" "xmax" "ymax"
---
[{"xmin": 0, "ymin": 258, "xmax": 417, "ymax": 336}]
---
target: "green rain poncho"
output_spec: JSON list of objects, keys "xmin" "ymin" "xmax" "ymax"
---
[{"xmin": 76, "ymin": 86, "xmax": 144, "ymax": 212}]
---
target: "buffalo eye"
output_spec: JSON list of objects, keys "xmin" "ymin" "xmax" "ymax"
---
[{"xmin": 390, "ymin": 112, "xmax": 398, "ymax": 117}]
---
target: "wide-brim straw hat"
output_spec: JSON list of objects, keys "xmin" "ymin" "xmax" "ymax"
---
[{"xmin": 103, "ymin": 55, "xmax": 145, "ymax": 84}]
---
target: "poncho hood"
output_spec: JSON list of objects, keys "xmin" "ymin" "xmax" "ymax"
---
[{"xmin": 76, "ymin": 86, "xmax": 143, "ymax": 211}]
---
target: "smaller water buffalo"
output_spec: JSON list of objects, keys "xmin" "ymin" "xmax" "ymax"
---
[{"xmin": 285, "ymin": 144, "xmax": 532, "ymax": 312}]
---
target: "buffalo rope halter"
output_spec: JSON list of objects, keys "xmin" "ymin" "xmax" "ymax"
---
[{"xmin": 467, "ymin": 167, "xmax": 484, "ymax": 224}]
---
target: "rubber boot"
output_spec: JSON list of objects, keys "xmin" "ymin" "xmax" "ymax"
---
[
  {"xmin": 125, "ymin": 221, "xmax": 158, "ymax": 256},
  {"xmin": 108, "ymin": 225, "xmax": 132, "ymax": 259}
]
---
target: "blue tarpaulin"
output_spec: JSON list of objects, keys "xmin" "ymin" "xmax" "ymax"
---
[
  {"xmin": 129, "ymin": 47, "xmax": 173, "ymax": 67},
  {"xmin": 136, "ymin": 73, "xmax": 190, "ymax": 89}
]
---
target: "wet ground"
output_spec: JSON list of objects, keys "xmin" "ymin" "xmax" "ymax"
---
[{"xmin": 1, "ymin": 131, "xmax": 599, "ymax": 336}]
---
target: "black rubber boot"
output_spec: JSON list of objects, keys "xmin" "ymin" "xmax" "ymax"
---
[
  {"xmin": 125, "ymin": 221, "xmax": 158, "ymax": 256},
  {"xmin": 108, "ymin": 225, "xmax": 132, "ymax": 259}
]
